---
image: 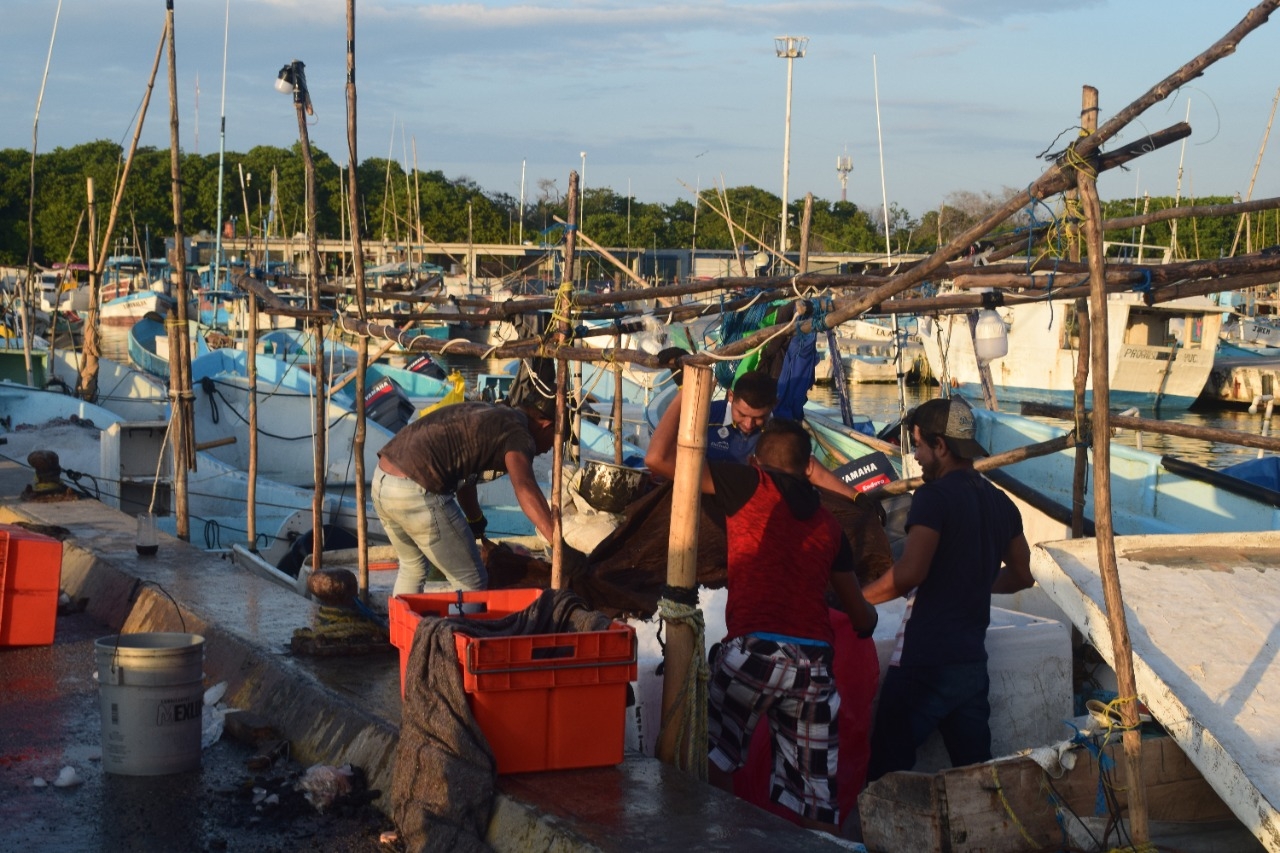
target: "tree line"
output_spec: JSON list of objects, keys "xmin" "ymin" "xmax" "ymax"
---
[{"xmin": 1, "ymin": 141, "xmax": 1269, "ymax": 270}]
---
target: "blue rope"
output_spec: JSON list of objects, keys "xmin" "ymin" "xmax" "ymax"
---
[
  {"xmin": 714, "ymin": 293, "xmax": 772, "ymax": 389},
  {"xmin": 825, "ymin": 328, "xmax": 856, "ymax": 427},
  {"xmin": 1132, "ymin": 269, "xmax": 1153, "ymax": 297}
]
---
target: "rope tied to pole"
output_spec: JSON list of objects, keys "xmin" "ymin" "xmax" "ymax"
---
[{"xmin": 654, "ymin": 595, "xmax": 709, "ymax": 780}]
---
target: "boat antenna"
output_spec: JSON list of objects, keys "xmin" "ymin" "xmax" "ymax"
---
[
  {"xmin": 211, "ymin": 0, "xmax": 230, "ymax": 293},
  {"xmin": 26, "ymin": 0, "xmax": 64, "ymax": 388},
  {"xmin": 873, "ymin": 53, "xmax": 911, "ymax": 453}
]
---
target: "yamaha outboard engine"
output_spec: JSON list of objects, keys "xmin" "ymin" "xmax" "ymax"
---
[{"xmin": 364, "ymin": 377, "xmax": 415, "ymax": 432}]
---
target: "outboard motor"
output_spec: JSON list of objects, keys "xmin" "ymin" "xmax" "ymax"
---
[
  {"xmin": 363, "ymin": 377, "xmax": 415, "ymax": 432},
  {"xmin": 405, "ymin": 353, "xmax": 447, "ymax": 380}
]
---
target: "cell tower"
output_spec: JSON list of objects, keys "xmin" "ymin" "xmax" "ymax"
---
[{"xmin": 836, "ymin": 152, "xmax": 853, "ymax": 202}]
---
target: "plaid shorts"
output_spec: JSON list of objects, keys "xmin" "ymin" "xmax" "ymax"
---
[{"xmin": 708, "ymin": 634, "xmax": 841, "ymax": 824}]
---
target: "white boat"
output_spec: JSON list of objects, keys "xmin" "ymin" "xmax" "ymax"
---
[
  {"xmin": 967, "ymin": 403, "xmax": 1280, "ymax": 545},
  {"xmin": 188, "ymin": 348, "xmax": 394, "ymax": 490},
  {"xmin": 919, "ymin": 292, "xmax": 1223, "ymax": 412},
  {"xmin": 49, "ymin": 349, "xmax": 169, "ymax": 422},
  {"xmin": 101, "ymin": 290, "xmax": 175, "ymax": 327},
  {"xmin": 1033, "ymin": 530, "xmax": 1280, "ymax": 851},
  {"xmin": 1222, "ymin": 312, "xmax": 1280, "ymax": 348},
  {"xmin": 0, "ymin": 382, "xmax": 326, "ymax": 560}
]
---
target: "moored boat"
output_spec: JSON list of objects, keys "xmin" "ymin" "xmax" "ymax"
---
[{"xmin": 919, "ymin": 292, "xmax": 1222, "ymax": 411}]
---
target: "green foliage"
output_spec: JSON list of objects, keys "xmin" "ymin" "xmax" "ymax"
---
[{"xmin": 0, "ymin": 141, "xmax": 1264, "ymax": 267}]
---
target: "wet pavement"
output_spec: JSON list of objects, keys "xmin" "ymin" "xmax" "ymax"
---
[
  {"xmin": 0, "ymin": 457, "xmax": 853, "ymax": 853},
  {"xmin": 0, "ymin": 608, "xmax": 396, "ymax": 853}
]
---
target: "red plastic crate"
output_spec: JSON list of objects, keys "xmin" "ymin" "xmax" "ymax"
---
[
  {"xmin": 0, "ymin": 524, "xmax": 64, "ymax": 647},
  {"xmin": 389, "ymin": 589, "xmax": 637, "ymax": 773}
]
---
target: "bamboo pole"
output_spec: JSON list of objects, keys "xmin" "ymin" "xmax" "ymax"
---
[
  {"xmin": 549, "ymin": 171, "xmax": 579, "ymax": 590},
  {"xmin": 1230, "ymin": 85, "xmax": 1280, "ymax": 257},
  {"xmin": 612, "ymin": 324, "xmax": 624, "ymax": 465},
  {"xmin": 1079, "ymin": 104, "xmax": 1150, "ymax": 845},
  {"xmin": 1021, "ymin": 402, "xmax": 1280, "ymax": 453},
  {"xmin": 655, "ymin": 363, "xmax": 713, "ymax": 771},
  {"xmin": 165, "ymin": 0, "xmax": 193, "ymax": 541},
  {"xmin": 1071, "ymin": 87, "xmax": 1099, "ymax": 540}
]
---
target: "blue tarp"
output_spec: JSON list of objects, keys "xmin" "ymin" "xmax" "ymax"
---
[{"xmin": 1221, "ymin": 456, "xmax": 1280, "ymax": 492}]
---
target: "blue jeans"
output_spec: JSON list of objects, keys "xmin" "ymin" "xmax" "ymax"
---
[
  {"xmin": 866, "ymin": 662, "xmax": 991, "ymax": 783},
  {"xmin": 371, "ymin": 468, "xmax": 487, "ymax": 593}
]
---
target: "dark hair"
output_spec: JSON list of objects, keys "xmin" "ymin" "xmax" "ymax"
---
[
  {"xmin": 515, "ymin": 391, "xmax": 556, "ymax": 422},
  {"xmin": 731, "ymin": 370, "xmax": 778, "ymax": 409},
  {"xmin": 755, "ymin": 417, "xmax": 810, "ymax": 473}
]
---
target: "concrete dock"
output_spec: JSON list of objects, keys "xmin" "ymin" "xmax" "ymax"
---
[{"xmin": 0, "ymin": 458, "xmax": 852, "ymax": 851}]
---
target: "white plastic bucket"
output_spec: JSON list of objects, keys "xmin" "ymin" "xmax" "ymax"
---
[{"xmin": 95, "ymin": 632, "xmax": 205, "ymax": 775}]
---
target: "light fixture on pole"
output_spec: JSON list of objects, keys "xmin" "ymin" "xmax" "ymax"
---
[
  {"xmin": 973, "ymin": 290, "xmax": 1009, "ymax": 363},
  {"xmin": 275, "ymin": 60, "xmax": 313, "ymax": 115},
  {"xmin": 774, "ymin": 35, "xmax": 807, "ymax": 256}
]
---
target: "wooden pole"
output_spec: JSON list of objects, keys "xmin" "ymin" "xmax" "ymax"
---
[
  {"xmin": 246, "ymin": 266, "xmax": 259, "ymax": 550},
  {"xmin": 165, "ymin": 0, "xmax": 193, "ymax": 541},
  {"xmin": 85, "ymin": 177, "xmax": 97, "ymax": 382},
  {"xmin": 289, "ymin": 69, "xmax": 328, "ymax": 571},
  {"xmin": 869, "ymin": 431, "xmax": 1082, "ymax": 497},
  {"xmin": 1071, "ymin": 87, "xmax": 1099, "ymax": 539},
  {"xmin": 799, "ymin": 193, "xmax": 813, "ymax": 275},
  {"xmin": 552, "ymin": 216, "xmax": 650, "ymax": 290},
  {"xmin": 1078, "ymin": 108, "xmax": 1150, "ymax": 846},
  {"xmin": 655, "ymin": 363, "xmax": 713, "ymax": 771},
  {"xmin": 80, "ymin": 22, "xmax": 166, "ymax": 402},
  {"xmin": 345, "ymin": 0, "xmax": 372, "ymax": 600}
]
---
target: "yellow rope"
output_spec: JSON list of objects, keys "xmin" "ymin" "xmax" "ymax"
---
[
  {"xmin": 549, "ymin": 279, "xmax": 578, "ymax": 334},
  {"xmin": 1094, "ymin": 694, "xmax": 1143, "ymax": 731},
  {"xmin": 654, "ymin": 597, "xmax": 709, "ymax": 780},
  {"xmin": 990, "ymin": 764, "xmax": 1039, "ymax": 848}
]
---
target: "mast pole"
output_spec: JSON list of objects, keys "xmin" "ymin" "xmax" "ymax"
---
[{"xmin": 211, "ymin": 0, "xmax": 230, "ymax": 292}]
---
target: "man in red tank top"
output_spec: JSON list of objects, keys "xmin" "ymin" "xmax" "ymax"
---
[{"xmin": 648, "ymin": 402, "xmax": 878, "ymax": 835}]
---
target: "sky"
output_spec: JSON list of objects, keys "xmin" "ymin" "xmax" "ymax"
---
[{"xmin": 5, "ymin": 0, "xmax": 1280, "ymax": 220}]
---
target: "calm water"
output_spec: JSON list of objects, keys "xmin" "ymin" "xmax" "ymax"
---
[
  {"xmin": 103, "ymin": 326, "xmax": 1271, "ymax": 472},
  {"xmin": 431, "ymin": 353, "xmax": 1270, "ymax": 472},
  {"xmin": 805, "ymin": 382, "xmax": 1274, "ymax": 472}
]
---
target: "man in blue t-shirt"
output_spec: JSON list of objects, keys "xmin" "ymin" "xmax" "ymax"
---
[
  {"xmin": 653, "ymin": 369, "xmax": 872, "ymax": 500},
  {"xmin": 704, "ymin": 370, "xmax": 776, "ymax": 463},
  {"xmin": 861, "ymin": 397, "xmax": 1033, "ymax": 781}
]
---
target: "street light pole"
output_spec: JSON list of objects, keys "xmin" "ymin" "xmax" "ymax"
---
[
  {"xmin": 775, "ymin": 36, "xmax": 807, "ymax": 256},
  {"xmin": 276, "ymin": 59, "xmax": 327, "ymax": 570}
]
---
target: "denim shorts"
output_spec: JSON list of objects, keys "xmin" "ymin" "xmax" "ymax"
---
[{"xmin": 371, "ymin": 467, "xmax": 486, "ymax": 593}]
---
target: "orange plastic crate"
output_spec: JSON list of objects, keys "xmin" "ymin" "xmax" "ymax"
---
[
  {"xmin": 389, "ymin": 590, "xmax": 637, "ymax": 773},
  {"xmin": 0, "ymin": 524, "xmax": 64, "ymax": 647}
]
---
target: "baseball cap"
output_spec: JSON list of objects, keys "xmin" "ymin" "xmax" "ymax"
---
[{"xmin": 908, "ymin": 398, "xmax": 988, "ymax": 459}]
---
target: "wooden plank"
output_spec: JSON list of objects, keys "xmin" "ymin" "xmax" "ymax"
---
[{"xmin": 861, "ymin": 736, "xmax": 1232, "ymax": 853}]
